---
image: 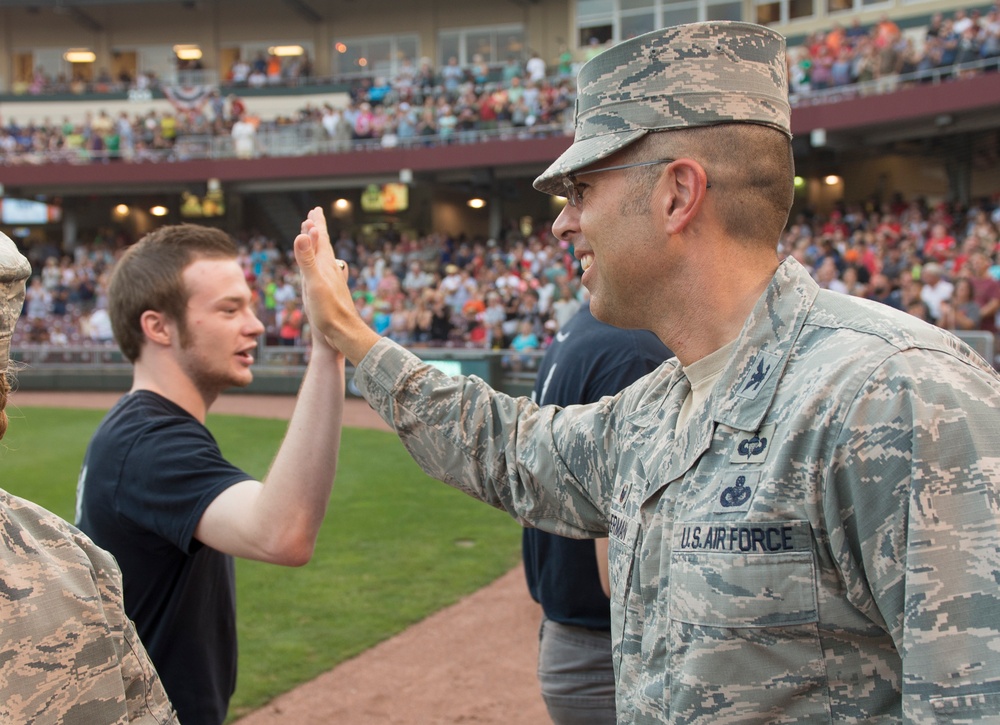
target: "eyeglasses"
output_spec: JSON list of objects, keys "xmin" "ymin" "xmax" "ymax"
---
[{"xmin": 560, "ymin": 157, "xmax": 710, "ymax": 208}]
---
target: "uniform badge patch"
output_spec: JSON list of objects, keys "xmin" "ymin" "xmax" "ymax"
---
[
  {"xmin": 735, "ymin": 350, "xmax": 780, "ymax": 400},
  {"xmin": 712, "ymin": 471, "xmax": 761, "ymax": 514},
  {"xmin": 730, "ymin": 424, "xmax": 775, "ymax": 464}
]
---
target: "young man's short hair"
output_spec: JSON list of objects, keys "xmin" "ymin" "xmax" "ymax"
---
[{"xmin": 109, "ymin": 225, "xmax": 238, "ymax": 362}]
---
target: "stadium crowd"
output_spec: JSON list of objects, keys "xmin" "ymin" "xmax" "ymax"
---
[
  {"xmin": 10, "ymin": 193, "xmax": 1000, "ymax": 371},
  {"xmin": 2, "ymin": 2, "xmax": 999, "ymax": 165},
  {"xmin": 788, "ymin": 5, "xmax": 1000, "ymax": 95},
  {"xmin": 0, "ymin": 51, "xmax": 577, "ymax": 164}
]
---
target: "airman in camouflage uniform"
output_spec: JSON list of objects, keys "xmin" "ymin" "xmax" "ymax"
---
[
  {"xmin": 1, "ymin": 232, "xmax": 177, "ymax": 724},
  {"xmin": 293, "ymin": 21, "xmax": 1000, "ymax": 724}
]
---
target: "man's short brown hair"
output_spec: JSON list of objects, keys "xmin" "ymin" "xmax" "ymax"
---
[
  {"xmin": 109, "ymin": 225, "xmax": 238, "ymax": 362},
  {"xmin": 623, "ymin": 124, "xmax": 795, "ymax": 246}
]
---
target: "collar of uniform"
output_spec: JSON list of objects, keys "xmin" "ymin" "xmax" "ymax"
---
[
  {"xmin": 710, "ymin": 256, "xmax": 819, "ymax": 432},
  {"xmin": 621, "ymin": 357, "xmax": 684, "ymax": 430}
]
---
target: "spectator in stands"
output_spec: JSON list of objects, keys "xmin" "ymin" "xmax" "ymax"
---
[
  {"xmin": 875, "ymin": 13, "xmax": 902, "ymax": 49},
  {"xmin": 368, "ymin": 77, "xmax": 393, "ymax": 106},
  {"xmin": 584, "ymin": 36, "xmax": 604, "ymax": 61},
  {"xmin": 470, "ymin": 54, "xmax": 491, "ymax": 86},
  {"xmin": 278, "ymin": 299, "xmax": 305, "ymax": 346},
  {"xmin": 230, "ymin": 57, "xmax": 250, "ymax": 85},
  {"xmin": 231, "ymin": 112, "xmax": 257, "ymax": 158},
  {"xmin": 816, "ymin": 256, "xmax": 848, "ymax": 293},
  {"xmin": 352, "ymin": 102, "xmax": 375, "ymax": 140},
  {"xmin": 441, "ymin": 56, "xmax": 465, "ymax": 98},
  {"xmin": 85, "ymin": 305, "xmax": 115, "ymax": 343},
  {"xmin": 482, "ymin": 290, "xmax": 509, "ymax": 348},
  {"xmin": 505, "ymin": 318, "xmax": 540, "ymax": 371},
  {"xmin": 955, "ymin": 22, "xmax": 984, "ymax": 72},
  {"xmin": 939, "ymin": 19, "xmax": 962, "ymax": 67},
  {"xmin": 393, "ymin": 57, "xmax": 417, "ymax": 101},
  {"xmin": 980, "ymin": 9, "xmax": 1000, "ymax": 61},
  {"xmin": 526, "ymin": 51, "xmax": 547, "ymax": 83},
  {"xmin": 403, "ymin": 261, "xmax": 433, "ymax": 294},
  {"xmin": 415, "ymin": 56, "xmax": 436, "ymax": 93},
  {"xmin": 937, "ymin": 276, "xmax": 981, "ymax": 330},
  {"xmin": 23, "ymin": 277, "xmax": 51, "ymax": 319},
  {"xmin": 831, "ymin": 46, "xmax": 854, "ymax": 86},
  {"xmin": 424, "ymin": 290, "xmax": 453, "ymax": 344},
  {"xmin": 386, "ymin": 298, "xmax": 414, "ymax": 345},
  {"xmin": 867, "ymin": 271, "xmax": 904, "ymax": 309},
  {"xmin": 923, "ymin": 221, "xmax": 957, "ymax": 263},
  {"xmin": 502, "ymin": 55, "xmax": 523, "ymax": 83},
  {"xmin": 967, "ymin": 250, "xmax": 1000, "ymax": 332},
  {"xmin": 919, "ymin": 261, "xmax": 954, "ymax": 321}
]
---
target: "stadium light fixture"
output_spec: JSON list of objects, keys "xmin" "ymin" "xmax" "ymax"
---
[
  {"xmin": 63, "ymin": 49, "xmax": 96, "ymax": 63},
  {"xmin": 173, "ymin": 45, "xmax": 203, "ymax": 61},
  {"xmin": 269, "ymin": 45, "xmax": 304, "ymax": 57}
]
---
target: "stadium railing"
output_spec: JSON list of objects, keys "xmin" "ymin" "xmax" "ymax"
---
[{"xmin": 10, "ymin": 341, "xmax": 545, "ymax": 397}]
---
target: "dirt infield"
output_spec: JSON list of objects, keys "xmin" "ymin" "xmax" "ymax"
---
[{"xmin": 11, "ymin": 390, "xmax": 548, "ymax": 725}]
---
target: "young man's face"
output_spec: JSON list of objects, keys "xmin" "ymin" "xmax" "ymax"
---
[{"xmin": 174, "ymin": 257, "xmax": 265, "ymax": 395}]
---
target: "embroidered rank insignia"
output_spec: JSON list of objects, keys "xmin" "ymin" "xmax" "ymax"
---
[
  {"xmin": 730, "ymin": 424, "xmax": 775, "ymax": 464},
  {"xmin": 712, "ymin": 471, "xmax": 761, "ymax": 514},
  {"xmin": 735, "ymin": 350, "xmax": 780, "ymax": 400}
]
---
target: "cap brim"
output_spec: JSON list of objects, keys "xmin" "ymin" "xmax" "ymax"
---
[{"xmin": 533, "ymin": 129, "xmax": 647, "ymax": 196}]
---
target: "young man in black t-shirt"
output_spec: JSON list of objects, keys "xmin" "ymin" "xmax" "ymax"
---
[{"xmin": 77, "ymin": 221, "xmax": 347, "ymax": 725}]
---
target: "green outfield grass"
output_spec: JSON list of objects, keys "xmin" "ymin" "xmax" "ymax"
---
[{"xmin": 1, "ymin": 406, "xmax": 523, "ymax": 721}]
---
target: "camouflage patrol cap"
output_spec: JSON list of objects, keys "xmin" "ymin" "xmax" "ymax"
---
[
  {"xmin": 534, "ymin": 21, "xmax": 791, "ymax": 196},
  {"xmin": 1, "ymin": 231, "xmax": 31, "ymax": 372}
]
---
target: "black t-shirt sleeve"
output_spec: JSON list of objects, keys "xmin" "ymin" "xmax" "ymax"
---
[
  {"xmin": 584, "ymin": 331, "xmax": 668, "ymax": 402},
  {"xmin": 115, "ymin": 418, "xmax": 252, "ymax": 555}
]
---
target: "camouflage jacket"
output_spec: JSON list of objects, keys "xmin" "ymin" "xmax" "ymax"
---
[
  {"xmin": 356, "ymin": 257, "xmax": 1000, "ymax": 723},
  {"xmin": 0, "ymin": 490, "xmax": 178, "ymax": 724}
]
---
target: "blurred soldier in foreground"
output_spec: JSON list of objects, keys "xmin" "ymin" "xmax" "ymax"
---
[{"xmin": 0, "ymin": 231, "xmax": 178, "ymax": 724}]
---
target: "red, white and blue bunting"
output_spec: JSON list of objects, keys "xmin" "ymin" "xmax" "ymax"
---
[{"xmin": 162, "ymin": 84, "xmax": 216, "ymax": 114}]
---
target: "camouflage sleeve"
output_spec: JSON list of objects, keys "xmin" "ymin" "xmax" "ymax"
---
[
  {"xmin": 825, "ymin": 349, "xmax": 1000, "ymax": 722},
  {"xmin": 356, "ymin": 338, "xmax": 617, "ymax": 537},
  {"xmin": 0, "ymin": 491, "xmax": 178, "ymax": 724}
]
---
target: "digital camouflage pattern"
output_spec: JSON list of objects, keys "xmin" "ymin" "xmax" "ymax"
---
[
  {"xmin": 356, "ymin": 257, "xmax": 1000, "ymax": 723},
  {"xmin": 1, "ymin": 231, "xmax": 31, "ymax": 371},
  {"xmin": 534, "ymin": 21, "xmax": 791, "ymax": 197},
  {"xmin": 0, "ymin": 491, "xmax": 178, "ymax": 724}
]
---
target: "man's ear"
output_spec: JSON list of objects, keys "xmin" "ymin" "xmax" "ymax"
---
[
  {"xmin": 139, "ymin": 310, "xmax": 173, "ymax": 347},
  {"xmin": 660, "ymin": 159, "xmax": 710, "ymax": 235}
]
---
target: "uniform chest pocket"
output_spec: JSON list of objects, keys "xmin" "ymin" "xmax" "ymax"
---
[
  {"xmin": 669, "ymin": 520, "xmax": 818, "ymax": 627},
  {"xmin": 666, "ymin": 522, "xmax": 828, "ymax": 721}
]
